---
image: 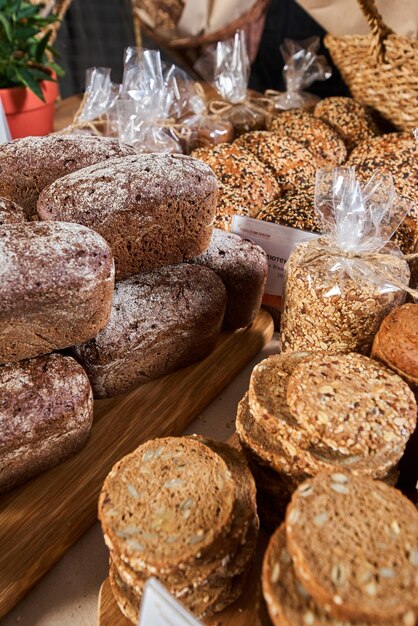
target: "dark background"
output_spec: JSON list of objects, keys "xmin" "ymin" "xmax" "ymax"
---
[{"xmin": 56, "ymin": 0, "xmax": 349, "ymax": 99}]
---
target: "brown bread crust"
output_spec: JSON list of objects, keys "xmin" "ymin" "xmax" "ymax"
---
[
  {"xmin": 0, "ymin": 134, "xmax": 135, "ymax": 218},
  {"xmin": 37, "ymin": 153, "xmax": 218, "ymax": 280},
  {"xmin": 0, "ymin": 196, "xmax": 26, "ymax": 225},
  {"xmin": 0, "ymin": 354, "xmax": 93, "ymax": 492},
  {"xmin": 0, "ymin": 221, "xmax": 115, "ymax": 363}
]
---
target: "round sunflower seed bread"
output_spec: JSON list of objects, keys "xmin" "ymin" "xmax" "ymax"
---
[
  {"xmin": 268, "ymin": 109, "xmax": 347, "ymax": 167},
  {"xmin": 286, "ymin": 473, "xmax": 418, "ymax": 623},
  {"xmin": 313, "ymin": 97, "xmax": 380, "ymax": 152},
  {"xmin": 0, "ymin": 196, "xmax": 26, "ymax": 225},
  {"xmin": 191, "ymin": 143, "xmax": 281, "ymax": 214},
  {"xmin": 99, "ymin": 436, "xmax": 246, "ymax": 573},
  {"xmin": 0, "ymin": 134, "xmax": 135, "ymax": 218},
  {"xmin": 234, "ymin": 132, "xmax": 317, "ymax": 192},
  {"xmin": 286, "ymin": 352, "xmax": 417, "ymax": 461},
  {"xmin": 262, "ymin": 524, "xmax": 408, "ymax": 626}
]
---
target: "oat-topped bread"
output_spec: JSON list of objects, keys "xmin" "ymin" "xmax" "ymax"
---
[
  {"xmin": 189, "ymin": 228, "xmax": 268, "ymax": 329},
  {"xmin": 234, "ymin": 132, "xmax": 317, "ymax": 192},
  {"xmin": 262, "ymin": 524, "xmax": 401, "ymax": 626},
  {"xmin": 37, "ymin": 153, "xmax": 217, "ymax": 280},
  {"xmin": 372, "ymin": 303, "xmax": 418, "ymax": 388},
  {"xmin": 268, "ymin": 109, "xmax": 347, "ymax": 167},
  {"xmin": 0, "ymin": 134, "xmax": 135, "ymax": 218},
  {"xmin": 286, "ymin": 473, "xmax": 418, "ymax": 623},
  {"xmin": 286, "ymin": 352, "xmax": 417, "ymax": 462},
  {"xmin": 0, "ymin": 221, "xmax": 114, "ymax": 363},
  {"xmin": 99, "ymin": 436, "xmax": 258, "ymax": 619},
  {"xmin": 73, "ymin": 264, "xmax": 226, "ymax": 397},
  {"xmin": 0, "ymin": 196, "xmax": 26, "ymax": 225},
  {"xmin": 313, "ymin": 97, "xmax": 380, "ymax": 152},
  {"xmin": 0, "ymin": 354, "xmax": 93, "ymax": 493},
  {"xmin": 192, "ymin": 143, "xmax": 281, "ymax": 215}
]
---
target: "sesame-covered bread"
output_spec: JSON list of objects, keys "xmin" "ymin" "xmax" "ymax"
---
[
  {"xmin": 372, "ymin": 303, "xmax": 418, "ymax": 388},
  {"xmin": 0, "ymin": 221, "xmax": 114, "ymax": 363},
  {"xmin": 37, "ymin": 154, "xmax": 218, "ymax": 280},
  {"xmin": 269, "ymin": 109, "xmax": 347, "ymax": 167},
  {"xmin": 0, "ymin": 353, "xmax": 93, "ymax": 493},
  {"xmin": 256, "ymin": 187, "xmax": 319, "ymax": 232},
  {"xmin": 262, "ymin": 524, "xmax": 403, "ymax": 626},
  {"xmin": 0, "ymin": 196, "xmax": 26, "ymax": 225},
  {"xmin": 0, "ymin": 134, "xmax": 135, "ymax": 218},
  {"xmin": 313, "ymin": 97, "xmax": 380, "ymax": 152},
  {"xmin": 234, "ymin": 132, "xmax": 317, "ymax": 192},
  {"xmin": 189, "ymin": 228, "xmax": 268, "ymax": 329},
  {"xmin": 73, "ymin": 264, "xmax": 226, "ymax": 398},
  {"xmin": 192, "ymin": 143, "xmax": 281, "ymax": 215},
  {"xmin": 286, "ymin": 473, "xmax": 418, "ymax": 623}
]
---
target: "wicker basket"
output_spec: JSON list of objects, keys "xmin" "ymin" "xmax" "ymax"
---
[
  {"xmin": 324, "ymin": 0, "xmax": 418, "ymax": 131},
  {"xmin": 132, "ymin": 0, "xmax": 270, "ymax": 72}
]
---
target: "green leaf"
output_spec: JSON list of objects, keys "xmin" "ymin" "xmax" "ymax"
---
[
  {"xmin": 0, "ymin": 13, "xmax": 12, "ymax": 41},
  {"xmin": 48, "ymin": 61, "xmax": 64, "ymax": 77},
  {"xmin": 15, "ymin": 66, "xmax": 45, "ymax": 101},
  {"xmin": 14, "ymin": 26, "xmax": 39, "ymax": 39},
  {"xmin": 35, "ymin": 29, "xmax": 51, "ymax": 62},
  {"xmin": 29, "ymin": 67, "xmax": 55, "ymax": 82},
  {"xmin": 16, "ymin": 4, "xmax": 39, "ymax": 19}
]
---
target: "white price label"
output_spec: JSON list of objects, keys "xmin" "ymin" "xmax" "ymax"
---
[
  {"xmin": 231, "ymin": 214, "xmax": 318, "ymax": 306},
  {"xmin": 138, "ymin": 578, "xmax": 203, "ymax": 626}
]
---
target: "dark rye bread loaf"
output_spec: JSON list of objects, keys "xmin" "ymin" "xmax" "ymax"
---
[
  {"xmin": 0, "ymin": 135, "xmax": 135, "ymax": 218},
  {"xmin": 37, "ymin": 153, "xmax": 218, "ymax": 280},
  {"xmin": 0, "ymin": 221, "xmax": 114, "ymax": 363},
  {"xmin": 0, "ymin": 196, "xmax": 26, "ymax": 225},
  {"xmin": 0, "ymin": 354, "xmax": 93, "ymax": 492},
  {"xmin": 189, "ymin": 228, "xmax": 268, "ymax": 329},
  {"xmin": 286, "ymin": 473, "xmax": 418, "ymax": 623},
  {"xmin": 73, "ymin": 264, "xmax": 226, "ymax": 398}
]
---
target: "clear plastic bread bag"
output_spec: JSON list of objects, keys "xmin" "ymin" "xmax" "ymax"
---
[
  {"xmin": 63, "ymin": 67, "xmax": 120, "ymax": 135},
  {"xmin": 280, "ymin": 167, "xmax": 415, "ymax": 355},
  {"xmin": 195, "ymin": 30, "xmax": 269, "ymax": 136},
  {"xmin": 267, "ymin": 37, "xmax": 331, "ymax": 111},
  {"xmin": 117, "ymin": 48, "xmax": 182, "ymax": 153}
]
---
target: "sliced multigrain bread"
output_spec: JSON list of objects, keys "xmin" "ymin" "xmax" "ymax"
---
[
  {"xmin": 286, "ymin": 352, "xmax": 417, "ymax": 463},
  {"xmin": 285, "ymin": 473, "xmax": 418, "ymax": 623},
  {"xmin": 268, "ymin": 109, "xmax": 347, "ymax": 166},
  {"xmin": 262, "ymin": 524, "xmax": 406, "ymax": 626}
]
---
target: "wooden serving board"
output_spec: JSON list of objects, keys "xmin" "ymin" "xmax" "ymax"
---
[{"xmin": 0, "ymin": 309, "xmax": 274, "ymax": 619}]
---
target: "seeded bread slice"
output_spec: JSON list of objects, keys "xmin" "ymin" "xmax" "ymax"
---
[
  {"xmin": 99, "ymin": 437, "xmax": 238, "ymax": 574},
  {"xmin": 286, "ymin": 353, "xmax": 417, "ymax": 461},
  {"xmin": 286, "ymin": 473, "xmax": 418, "ymax": 623},
  {"xmin": 262, "ymin": 525, "xmax": 405, "ymax": 626}
]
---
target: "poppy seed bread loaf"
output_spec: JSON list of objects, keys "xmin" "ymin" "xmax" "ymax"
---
[
  {"xmin": 0, "ymin": 221, "xmax": 114, "ymax": 364},
  {"xmin": 37, "ymin": 153, "xmax": 218, "ymax": 280},
  {"xmin": 0, "ymin": 134, "xmax": 135, "ymax": 218}
]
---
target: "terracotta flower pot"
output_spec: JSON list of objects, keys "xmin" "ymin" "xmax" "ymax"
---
[{"xmin": 0, "ymin": 78, "xmax": 59, "ymax": 139}]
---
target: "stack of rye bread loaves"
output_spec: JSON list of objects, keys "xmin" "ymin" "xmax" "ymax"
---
[
  {"xmin": 0, "ymin": 133, "xmax": 268, "ymax": 494},
  {"xmin": 193, "ymin": 96, "xmax": 418, "ymax": 256}
]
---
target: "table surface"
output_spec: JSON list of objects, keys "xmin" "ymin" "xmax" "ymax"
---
[{"xmin": 2, "ymin": 97, "xmax": 279, "ymax": 626}]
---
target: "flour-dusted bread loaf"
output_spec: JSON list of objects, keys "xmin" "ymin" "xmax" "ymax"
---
[
  {"xmin": 0, "ymin": 221, "xmax": 115, "ymax": 363},
  {"xmin": 0, "ymin": 196, "xmax": 26, "ymax": 225},
  {"xmin": 0, "ymin": 353, "xmax": 93, "ymax": 492},
  {"xmin": 73, "ymin": 264, "xmax": 226, "ymax": 398},
  {"xmin": 189, "ymin": 228, "xmax": 268, "ymax": 329},
  {"xmin": 0, "ymin": 134, "xmax": 135, "ymax": 218},
  {"xmin": 37, "ymin": 153, "xmax": 218, "ymax": 280}
]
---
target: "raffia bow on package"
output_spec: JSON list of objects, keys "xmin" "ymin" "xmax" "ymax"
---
[
  {"xmin": 280, "ymin": 167, "xmax": 417, "ymax": 355},
  {"xmin": 265, "ymin": 37, "xmax": 331, "ymax": 111},
  {"xmin": 196, "ymin": 30, "xmax": 270, "ymax": 136}
]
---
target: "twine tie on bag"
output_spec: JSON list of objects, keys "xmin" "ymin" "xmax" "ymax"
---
[{"xmin": 207, "ymin": 96, "xmax": 272, "ymax": 118}]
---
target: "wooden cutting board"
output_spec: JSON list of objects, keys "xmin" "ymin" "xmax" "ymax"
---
[{"xmin": 0, "ymin": 309, "xmax": 273, "ymax": 619}]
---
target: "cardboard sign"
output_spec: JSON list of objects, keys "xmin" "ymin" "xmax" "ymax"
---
[
  {"xmin": 138, "ymin": 578, "xmax": 203, "ymax": 626},
  {"xmin": 231, "ymin": 215, "xmax": 318, "ymax": 309}
]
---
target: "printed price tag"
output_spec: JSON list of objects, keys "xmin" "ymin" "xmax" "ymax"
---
[
  {"xmin": 138, "ymin": 577, "xmax": 203, "ymax": 626},
  {"xmin": 0, "ymin": 97, "xmax": 11, "ymax": 144},
  {"xmin": 231, "ymin": 215, "xmax": 318, "ymax": 309}
]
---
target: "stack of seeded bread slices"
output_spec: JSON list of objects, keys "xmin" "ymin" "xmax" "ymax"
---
[
  {"xmin": 262, "ymin": 472, "xmax": 418, "ymax": 626},
  {"xmin": 236, "ymin": 351, "xmax": 417, "ymax": 529},
  {"xmin": 98, "ymin": 436, "xmax": 258, "ymax": 623}
]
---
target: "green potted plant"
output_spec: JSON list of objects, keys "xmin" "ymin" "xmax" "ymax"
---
[{"xmin": 0, "ymin": 0, "xmax": 65, "ymax": 138}]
